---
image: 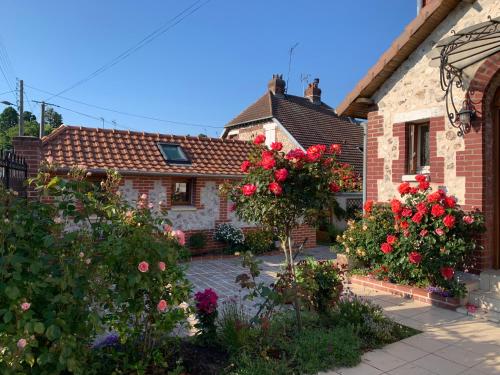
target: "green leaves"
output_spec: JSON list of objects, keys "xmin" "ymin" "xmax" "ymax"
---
[
  {"xmin": 46, "ymin": 325, "xmax": 61, "ymax": 341},
  {"xmin": 4, "ymin": 285, "xmax": 20, "ymax": 300}
]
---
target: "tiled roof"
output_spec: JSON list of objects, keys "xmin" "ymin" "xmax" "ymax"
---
[
  {"xmin": 42, "ymin": 125, "xmax": 254, "ymax": 177},
  {"xmin": 225, "ymin": 92, "xmax": 364, "ymax": 174}
]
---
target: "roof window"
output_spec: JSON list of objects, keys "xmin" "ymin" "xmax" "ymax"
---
[{"xmin": 158, "ymin": 143, "xmax": 191, "ymax": 164}]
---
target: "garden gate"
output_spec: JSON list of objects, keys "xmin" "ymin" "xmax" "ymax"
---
[{"xmin": 0, "ymin": 150, "xmax": 28, "ymax": 197}]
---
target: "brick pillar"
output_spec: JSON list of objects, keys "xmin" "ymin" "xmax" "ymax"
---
[
  {"xmin": 12, "ymin": 136, "xmax": 42, "ymax": 199},
  {"xmin": 366, "ymin": 111, "xmax": 384, "ymax": 201}
]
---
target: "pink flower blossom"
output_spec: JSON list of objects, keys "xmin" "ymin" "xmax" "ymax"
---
[
  {"xmin": 242, "ymin": 184, "xmax": 257, "ymax": 196},
  {"xmin": 253, "ymin": 134, "xmax": 266, "ymax": 145},
  {"xmin": 138, "ymin": 261, "xmax": 149, "ymax": 273},
  {"xmin": 463, "ymin": 215, "xmax": 474, "ymax": 224},
  {"xmin": 194, "ymin": 288, "xmax": 218, "ymax": 315},
  {"xmin": 419, "ymin": 229, "xmax": 428, "ymax": 237},
  {"xmin": 435, "ymin": 228, "xmax": 445, "ymax": 236},
  {"xmin": 164, "ymin": 224, "xmax": 172, "ymax": 233},
  {"xmin": 140, "ymin": 193, "xmax": 148, "ymax": 200},
  {"xmin": 173, "ymin": 230, "xmax": 186, "ymax": 246},
  {"xmin": 158, "ymin": 262, "xmax": 166, "ymax": 271},
  {"xmin": 157, "ymin": 299, "xmax": 168, "ymax": 312},
  {"xmin": 21, "ymin": 302, "xmax": 30, "ymax": 311},
  {"xmin": 17, "ymin": 338, "xmax": 27, "ymax": 350}
]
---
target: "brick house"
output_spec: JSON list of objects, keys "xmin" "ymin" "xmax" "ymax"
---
[
  {"xmin": 12, "ymin": 126, "xmax": 316, "ymax": 254},
  {"xmin": 337, "ymin": 0, "xmax": 500, "ymax": 312},
  {"xmin": 222, "ymin": 74, "xmax": 365, "ymax": 225}
]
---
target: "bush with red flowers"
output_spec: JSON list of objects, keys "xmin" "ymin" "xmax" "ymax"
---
[{"xmin": 339, "ymin": 175, "xmax": 484, "ymax": 296}]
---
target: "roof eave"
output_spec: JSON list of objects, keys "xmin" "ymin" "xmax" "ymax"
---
[
  {"xmin": 53, "ymin": 167, "xmax": 244, "ymax": 179},
  {"xmin": 337, "ymin": 0, "xmax": 462, "ymax": 119}
]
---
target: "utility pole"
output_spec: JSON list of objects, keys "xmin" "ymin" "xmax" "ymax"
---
[
  {"xmin": 40, "ymin": 101, "xmax": 45, "ymax": 138},
  {"xmin": 18, "ymin": 79, "xmax": 24, "ymax": 136}
]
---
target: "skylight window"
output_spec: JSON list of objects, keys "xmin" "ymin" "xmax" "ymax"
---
[{"xmin": 158, "ymin": 143, "xmax": 191, "ymax": 164}]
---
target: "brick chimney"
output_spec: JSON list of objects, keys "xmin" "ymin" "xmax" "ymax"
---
[
  {"xmin": 268, "ymin": 74, "xmax": 286, "ymax": 96},
  {"xmin": 304, "ymin": 78, "xmax": 321, "ymax": 104}
]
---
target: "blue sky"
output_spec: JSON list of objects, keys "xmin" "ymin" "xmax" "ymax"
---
[{"xmin": 0, "ymin": 0, "xmax": 415, "ymax": 137}]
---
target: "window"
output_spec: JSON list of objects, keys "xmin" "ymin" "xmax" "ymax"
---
[
  {"xmin": 158, "ymin": 143, "xmax": 190, "ymax": 164},
  {"xmin": 171, "ymin": 178, "xmax": 193, "ymax": 205},
  {"xmin": 407, "ymin": 123, "xmax": 430, "ymax": 174}
]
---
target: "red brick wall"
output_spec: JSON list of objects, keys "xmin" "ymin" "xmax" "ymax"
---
[
  {"xmin": 366, "ymin": 111, "xmax": 384, "ymax": 201},
  {"xmin": 12, "ymin": 136, "xmax": 42, "ymax": 200},
  {"xmin": 429, "ymin": 116, "xmax": 445, "ymax": 184}
]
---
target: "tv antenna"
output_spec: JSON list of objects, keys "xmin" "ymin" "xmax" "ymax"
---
[
  {"xmin": 286, "ymin": 42, "xmax": 299, "ymax": 93},
  {"xmin": 300, "ymin": 73, "xmax": 311, "ymax": 93}
]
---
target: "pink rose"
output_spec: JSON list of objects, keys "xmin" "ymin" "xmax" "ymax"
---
[
  {"xmin": 17, "ymin": 338, "xmax": 27, "ymax": 350},
  {"xmin": 435, "ymin": 228, "xmax": 445, "ymax": 236},
  {"xmin": 173, "ymin": 230, "xmax": 186, "ymax": 246},
  {"xmin": 419, "ymin": 229, "xmax": 428, "ymax": 237},
  {"xmin": 158, "ymin": 262, "xmax": 166, "ymax": 272},
  {"xmin": 21, "ymin": 302, "xmax": 30, "ymax": 311},
  {"xmin": 463, "ymin": 215, "xmax": 474, "ymax": 224},
  {"xmin": 138, "ymin": 261, "xmax": 149, "ymax": 273},
  {"xmin": 164, "ymin": 224, "xmax": 173, "ymax": 233},
  {"xmin": 157, "ymin": 299, "xmax": 168, "ymax": 312},
  {"xmin": 409, "ymin": 251, "xmax": 422, "ymax": 264},
  {"xmin": 140, "ymin": 193, "xmax": 148, "ymax": 200}
]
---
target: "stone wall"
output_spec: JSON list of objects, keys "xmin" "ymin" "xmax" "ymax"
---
[{"xmin": 369, "ymin": 0, "xmax": 499, "ymax": 204}]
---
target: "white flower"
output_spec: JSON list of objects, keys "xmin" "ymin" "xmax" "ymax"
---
[{"xmin": 179, "ymin": 302, "xmax": 189, "ymax": 311}]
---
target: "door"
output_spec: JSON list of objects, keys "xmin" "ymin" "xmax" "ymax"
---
[{"xmin": 494, "ymin": 87, "xmax": 500, "ymax": 269}]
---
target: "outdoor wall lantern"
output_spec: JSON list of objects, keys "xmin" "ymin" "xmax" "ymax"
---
[{"xmin": 456, "ymin": 98, "xmax": 476, "ymax": 136}]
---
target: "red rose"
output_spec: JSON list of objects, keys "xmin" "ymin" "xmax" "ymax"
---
[
  {"xmin": 330, "ymin": 144, "xmax": 342, "ymax": 155},
  {"xmin": 401, "ymin": 208, "xmax": 413, "ymax": 217},
  {"xmin": 274, "ymin": 168, "xmax": 288, "ymax": 182},
  {"xmin": 329, "ymin": 182, "xmax": 340, "ymax": 193},
  {"xmin": 380, "ymin": 242, "xmax": 393, "ymax": 254},
  {"xmin": 427, "ymin": 191, "xmax": 441, "ymax": 203},
  {"xmin": 431, "ymin": 204, "xmax": 445, "ymax": 217},
  {"xmin": 416, "ymin": 202, "xmax": 428, "ymax": 214},
  {"xmin": 268, "ymin": 182, "xmax": 283, "ymax": 196},
  {"xmin": 271, "ymin": 142, "xmax": 283, "ymax": 151},
  {"xmin": 364, "ymin": 200, "xmax": 374, "ymax": 213},
  {"xmin": 286, "ymin": 148, "xmax": 306, "ymax": 162},
  {"xmin": 400, "ymin": 221, "xmax": 409, "ymax": 229},
  {"xmin": 440, "ymin": 267, "xmax": 454, "ymax": 280},
  {"xmin": 409, "ymin": 251, "xmax": 422, "ymax": 264},
  {"xmin": 307, "ymin": 144, "xmax": 326, "ymax": 157},
  {"xmin": 386, "ymin": 235, "xmax": 397, "ymax": 245},
  {"xmin": 398, "ymin": 182, "xmax": 411, "ymax": 195},
  {"xmin": 391, "ymin": 199, "xmax": 402, "ymax": 214},
  {"xmin": 410, "ymin": 187, "xmax": 419, "ymax": 194},
  {"xmin": 419, "ymin": 229, "xmax": 428, "ymax": 237},
  {"xmin": 260, "ymin": 156, "xmax": 276, "ymax": 170},
  {"xmin": 403, "ymin": 229, "xmax": 410, "ymax": 237},
  {"xmin": 444, "ymin": 196, "xmax": 456, "ymax": 208},
  {"xmin": 229, "ymin": 203, "xmax": 237, "ymax": 212},
  {"xmin": 443, "ymin": 214, "xmax": 455, "ymax": 228},
  {"xmin": 240, "ymin": 160, "xmax": 251, "ymax": 173},
  {"xmin": 415, "ymin": 174, "xmax": 427, "ymax": 183},
  {"xmin": 419, "ymin": 181, "xmax": 430, "ymax": 191},
  {"xmin": 412, "ymin": 211, "xmax": 424, "ymax": 224},
  {"xmin": 242, "ymin": 184, "xmax": 257, "ymax": 196},
  {"xmin": 253, "ymin": 134, "xmax": 266, "ymax": 145}
]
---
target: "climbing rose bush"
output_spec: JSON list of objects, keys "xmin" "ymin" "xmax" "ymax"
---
[
  {"xmin": 0, "ymin": 164, "xmax": 191, "ymax": 374},
  {"xmin": 339, "ymin": 175, "xmax": 484, "ymax": 296}
]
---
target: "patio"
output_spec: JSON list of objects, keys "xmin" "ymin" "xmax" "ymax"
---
[{"xmin": 187, "ymin": 247, "xmax": 500, "ymax": 375}]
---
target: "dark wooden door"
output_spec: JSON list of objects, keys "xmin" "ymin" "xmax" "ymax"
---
[{"xmin": 494, "ymin": 88, "xmax": 500, "ymax": 269}]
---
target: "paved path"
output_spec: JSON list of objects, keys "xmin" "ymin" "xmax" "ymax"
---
[{"xmin": 186, "ymin": 247, "xmax": 500, "ymax": 375}]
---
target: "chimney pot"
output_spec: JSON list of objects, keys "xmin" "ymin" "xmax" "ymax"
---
[
  {"xmin": 268, "ymin": 74, "xmax": 286, "ymax": 96},
  {"xmin": 304, "ymin": 78, "xmax": 322, "ymax": 104}
]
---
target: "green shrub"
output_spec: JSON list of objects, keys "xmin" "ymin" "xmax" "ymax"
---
[
  {"xmin": 295, "ymin": 258, "xmax": 344, "ymax": 314},
  {"xmin": 214, "ymin": 223, "xmax": 245, "ymax": 252},
  {"xmin": 217, "ymin": 298, "xmax": 254, "ymax": 355},
  {"xmin": 244, "ymin": 230, "xmax": 274, "ymax": 254},
  {"xmin": 229, "ymin": 353, "xmax": 291, "ymax": 375},
  {"xmin": 188, "ymin": 232, "xmax": 207, "ymax": 250}
]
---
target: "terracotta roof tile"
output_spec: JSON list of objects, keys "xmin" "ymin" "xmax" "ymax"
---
[{"xmin": 43, "ymin": 125, "xmax": 254, "ymax": 177}]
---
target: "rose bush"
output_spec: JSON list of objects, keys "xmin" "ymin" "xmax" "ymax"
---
[
  {"xmin": 338, "ymin": 175, "xmax": 484, "ymax": 296},
  {"xmin": 0, "ymin": 163, "xmax": 191, "ymax": 374}
]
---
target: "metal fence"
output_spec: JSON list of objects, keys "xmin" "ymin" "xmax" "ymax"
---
[{"xmin": 0, "ymin": 150, "xmax": 28, "ymax": 197}]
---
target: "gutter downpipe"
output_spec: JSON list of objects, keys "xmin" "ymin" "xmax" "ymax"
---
[{"xmin": 362, "ymin": 121, "xmax": 367, "ymax": 211}]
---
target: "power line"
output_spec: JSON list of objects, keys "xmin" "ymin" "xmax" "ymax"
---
[
  {"xmin": 27, "ymin": 84, "xmax": 224, "ymax": 129},
  {"xmin": 45, "ymin": 0, "xmax": 211, "ymax": 101}
]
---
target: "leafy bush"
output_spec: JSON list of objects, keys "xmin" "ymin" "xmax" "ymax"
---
[
  {"xmin": 214, "ymin": 223, "xmax": 245, "ymax": 251},
  {"xmin": 0, "ymin": 164, "xmax": 192, "ymax": 374},
  {"xmin": 244, "ymin": 230, "xmax": 274, "ymax": 254},
  {"xmin": 217, "ymin": 298, "xmax": 253, "ymax": 355},
  {"xmin": 188, "ymin": 232, "xmax": 207, "ymax": 250},
  {"xmin": 338, "ymin": 176, "xmax": 485, "ymax": 296},
  {"xmin": 295, "ymin": 258, "xmax": 344, "ymax": 314}
]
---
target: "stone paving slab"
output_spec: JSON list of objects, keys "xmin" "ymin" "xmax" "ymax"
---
[{"xmin": 186, "ymin": 248, "xmax": 500, "ymax": 375}]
